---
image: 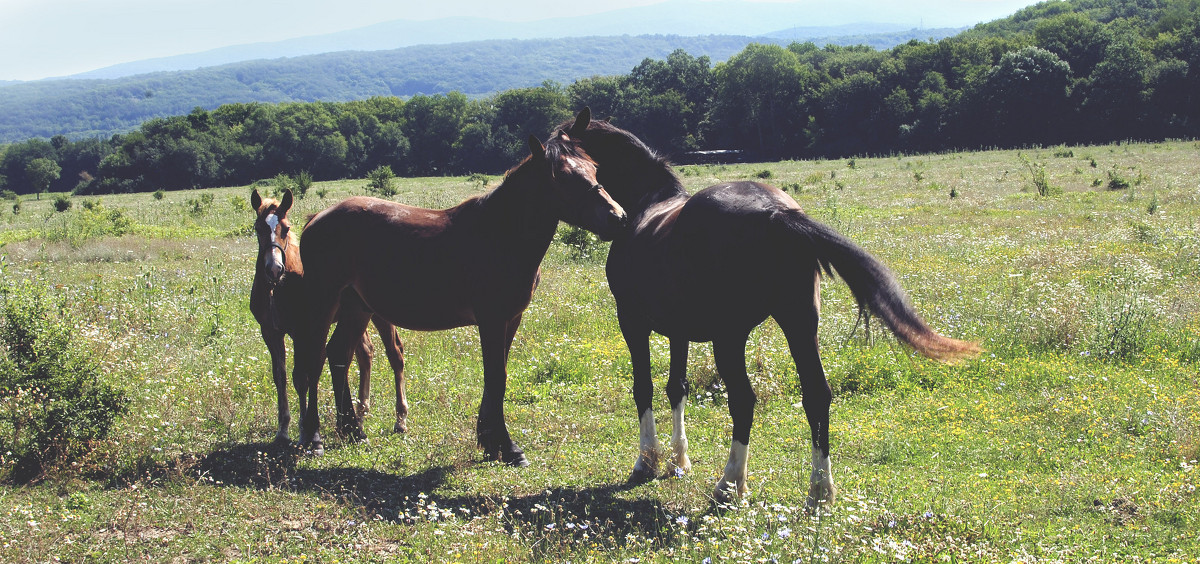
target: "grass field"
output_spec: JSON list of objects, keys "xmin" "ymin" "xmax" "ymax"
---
[{"xmin": 1, "ymin": 140, "xmax": 1198, "ymax": 562}]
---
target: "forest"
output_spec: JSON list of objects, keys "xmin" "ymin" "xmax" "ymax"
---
[{"xmin": 0, "ymin": 0, "xmax": 1197, "ymax": 195}]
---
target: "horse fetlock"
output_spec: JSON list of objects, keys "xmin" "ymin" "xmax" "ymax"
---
[
  {"xmin": 712, "ymin": 477, "xmax": 748, "ymax": 505},
  {"xmin": 806, "ymin": 479, "xmax": 837, "ymax": 512},
  {"xmin": 628, "ymin": 446, "xmax": 660, "ymax": 483},
  {"xmin": 669, "ymin": 438, "xmax": 691, "ymax": 475},
  {"xmin": 393, "ymin": 415, "xmax": 409, "ymax": 434}
]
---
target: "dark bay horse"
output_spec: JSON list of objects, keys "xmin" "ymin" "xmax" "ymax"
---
[
  {"xmin": 292, "ymin": 135, "xmax": 627, "ymax": 462},
  {"xmin": 559, "ymin": 108, "xmax": 979, "ymax": 508},
  {"xmin": 250, "ymin": 189, "xmax": 409, "ymax": 444}
]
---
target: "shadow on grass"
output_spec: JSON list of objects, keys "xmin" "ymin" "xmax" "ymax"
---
[{"xmin": 185, "ymin": 440, "xmax": 697, "ymax": 552}]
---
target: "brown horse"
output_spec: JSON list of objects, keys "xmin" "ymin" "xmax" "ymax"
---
[
  {"xmin": 559, "ymin": 108, "xmax": 979, "ymax": 508},
  {"xmin": 250, "ymin": 189, "xmax": 410, "ymax": 444},
  {"xmin": 291, "ymin": 134, "xmax": 627, "ymax": 461}
]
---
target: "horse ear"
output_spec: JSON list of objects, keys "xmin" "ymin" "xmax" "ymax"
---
[
  {"xmin": 279, "ymin": 189, "xmax": 293, "ymax": 217},
  {"xmin": 570, "ymin": 107, "xmax": 591, "ymax": 136},
  {"xmin": 528, "ymin": 135, "xmax": 545, "ymax": 160},
  {"xmin": 251, "ymin": 188, "xmax": 262, "ymax": 212}
]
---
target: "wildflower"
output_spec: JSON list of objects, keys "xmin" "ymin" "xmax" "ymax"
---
[
  {"xmin": 676, "ymin": 515, "xmax": 689, "ymax": 526},
  {"xmin": 923, "ymin": 511, "xmax": 934, "ymax": 519},
  {"xmin": 778, "ymin": 527, "xmax": 791, "ymax": 539},
  {"xmin": 546, "ymin": 523, "xmax": 556, "ymax": 530},
  {"xmin": 703, "ymin": 558, "xmax": 712, "ymax": 564},
  {"xmin": 674, "ymin": 467, "xmax": 685, "ymax": 478}
]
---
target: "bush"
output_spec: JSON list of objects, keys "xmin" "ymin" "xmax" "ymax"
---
[
  {"xmin": 153, "ymin": 189, "xmax": 165, "ymax": 201},
  {"xmin": 557, "ymin": 224, "xmax": 605, "ymax": 261},
  {"xmin": 53, "ymin": 195, "xmax": 72, "ymax": 212},
  {"xmin": 294, "ymin": 171, "xmax": 313, "ymax": 199},
  {"xmin": 0, "ymin": 282, "xmax": 130, "ymax": 482},
  {"xmin": 1018, "ymin": 153, "xmax": 1061, "ymax": 197},
  {"xmin": 367, "ymin": 165, "xmax": 397, "ymax": 197}
]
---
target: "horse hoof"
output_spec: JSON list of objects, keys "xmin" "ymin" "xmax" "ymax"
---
[
  {"xmin": 393, "ymin": 418, "xmax": 408, "ymax": 434},
  {"xmin": 502, "ymin": 448, "xmax": 529, "ymax": 468},
  {"xmin": 273, "ymin": 433, "xmax": 291, "ymax": 445},
  {"xmin": 627, "ymin": 466, "xmax": 657, "ymax": 485}
]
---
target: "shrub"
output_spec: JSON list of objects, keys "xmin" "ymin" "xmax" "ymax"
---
[
  {"xmin": 754, "ymin": 169, "xmax": 773, "ymax": 179},
  {"xmin": 293, "ymin": 171, "xmax": 313, "ymax": 199},
  {"xmin": 0, "ymin": 282, "xmax": 130, "ymax": 482},
  {"xmin": 0, "ymin": 190, "xmax": 16, "ymax": 201},
  {"xmin": 367, "ymin": 165, "xmax": 397, "ymax": 197},
  {"xmin": 53, "ymin": 195, "xmax": 72, "ymax": 212},
  {"xmin": 1106, "ymin": 168, "xmax": 1131, "ymax": 190},
  {"xmin": 558, "ymin": 224, "xmax": 605, "ymax": 261},
  {"xmin": 153, "ymin": 189, "xmax": 165, "ymax": 201},
  {"xmin": 1018, "ymin": 153, "xmax": 1061, "ymax": 197}
]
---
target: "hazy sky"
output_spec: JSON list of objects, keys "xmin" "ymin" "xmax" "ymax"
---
[{"xmin": 0, "ymin": 0, "xmax": 1040, "ymax": 81}]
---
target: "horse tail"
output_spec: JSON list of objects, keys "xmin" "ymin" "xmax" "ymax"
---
[{"xmin": 775, "ymin": 209, "xmax": 981, "ymax": 362}]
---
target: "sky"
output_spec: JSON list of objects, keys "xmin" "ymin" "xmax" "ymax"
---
[{"xmin": 0, "ymin": 0, "xmax": 1041, "ymax": 82}]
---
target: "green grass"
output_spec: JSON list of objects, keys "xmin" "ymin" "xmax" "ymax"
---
[{"xmin": 1, "ymin": 141, "xmax": 1198, "ymax": 562}]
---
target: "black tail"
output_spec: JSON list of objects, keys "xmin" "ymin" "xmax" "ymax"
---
[{"xmin": 775, "ymin": 209, "xmax": 980, "ymax": 361}]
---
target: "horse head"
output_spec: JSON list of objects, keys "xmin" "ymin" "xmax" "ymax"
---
[
  {"xmin": 537, "ymin": 132, "xmax": 628, "ymax": 241},
  {"xmin": 251, "ymin": 188, "xmax": 295, "ymax": 286}
]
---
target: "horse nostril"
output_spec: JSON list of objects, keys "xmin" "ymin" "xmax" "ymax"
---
[{"xmin": 610, "ymin": 211, "xmax": 628, "ymax": 229}]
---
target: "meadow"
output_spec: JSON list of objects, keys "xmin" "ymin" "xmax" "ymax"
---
[{"xmin": 0, "ymin": 140, "xmax": 1197, "ymax": 562}]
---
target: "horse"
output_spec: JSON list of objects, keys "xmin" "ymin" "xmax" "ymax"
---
[
  {"xmin": 290, "ymin": 134, "xmax": 628, "ymax": 461},
  {"xmin": 250, "ymin": 188, "xmax": 410, "ymax": 444},
  {"xmin": 558, "ymin": 108, "xmax": 979, "ymax": 508}
]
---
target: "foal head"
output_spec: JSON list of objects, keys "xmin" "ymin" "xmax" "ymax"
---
[
  {"xmin": 251, "ymin": 188, "xmax": 296, "ymax": 286},
  {"xmin": 540, "ymin": 132, "xmax": 628, "ymax": 240}
]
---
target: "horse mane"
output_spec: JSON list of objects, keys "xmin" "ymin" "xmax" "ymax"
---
[{"xmin": 555, "ymin": 116, "xmax": 684, "ymax": 206}]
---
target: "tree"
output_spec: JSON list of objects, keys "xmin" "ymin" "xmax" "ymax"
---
[
  {"xmin": 707, "ymin": 43, "xmax": 818, "ymax": 157},
  {"xmin": 982, "ymin": 46, "xmax": 1073, "ymax": 145},
  {"xmin": 26, "ymin": 158, "xmax": 61, "ymax": 194}
]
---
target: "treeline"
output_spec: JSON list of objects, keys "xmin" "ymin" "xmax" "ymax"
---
[{"xmin": 1, "ymin": 0, "xmax": 1197, "ymax": 195}]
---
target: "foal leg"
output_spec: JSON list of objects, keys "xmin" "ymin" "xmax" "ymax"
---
[
  {"xmin": 262, "ymin": 328, "xmax": 290, "ymax": 443},
  {"xmin": 776, "ymin": 275, "xmax": 837, "ymax": 510},
  {"xmin": 372, "ymin": 316, "xmax": 408, "ymax": 434},
  {"xmin": 621, "ymin": 314, "xmax": 659, "ymax": 482},
  {"xmin": 666, "ymin": 337, "xmax": 691, "ymax": 476},
  {"xmin": 713, "ymin": 333, "xmax": 755, "ymax": 503},
  {"xmin": 353, "ymin": 331, "xmax": 375, "ymax": 419},
  {"xmin": 476, "ymin": 316, "xmax": 528, "ymax": 466}
]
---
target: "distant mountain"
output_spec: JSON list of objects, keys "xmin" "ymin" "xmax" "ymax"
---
[
  {"xmin": 0, "ymin": 35, "xmax": 766, "ymax": 142},
  {"xmin": 0, "ymin": 24, "xmax": 974, "ymax": 143},
  {"xmin": 66, "ymin": 0, "xmax": 995, "ymax": 80},
  {"xmin": 763, "ymin": 24, "xmax": 966, "ymax": 48}
]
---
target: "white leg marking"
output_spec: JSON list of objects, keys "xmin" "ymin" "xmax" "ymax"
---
[
  {"xmin": 714, "ymin": 440, "xmax": 749, "ymax": 502},
  {"xmin": 631, "ymin": 410, "xmax": 660, "ymax": 479},
  {"xmin": 668, "ymin": 400, "xmax": 691, "ymax": 475},
  {"xmin": 807, "ymin": 446, "xmax": 837, "ymax": 509}
]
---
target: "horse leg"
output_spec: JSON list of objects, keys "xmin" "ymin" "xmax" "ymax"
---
[
  {"xmin": 262, "ymin": 328, "xmax": 290, "ymax": 443},
  {"xmin": 372, "ymin": 316, "xmax": 408, "ymax": 434},
  {"xmin": 327, "ymin": 309, "xmax": 373, "ymax": 442},
  {"xmin": 776, "ymin": 273, "xmax": 837, "ymax": 511},
  {"xmin": 476, "ymin": 316, "xmax": 528, "ymax": 466},
  {"xmin": 353, "ymin": 331, "xmax": 375, "ymax": 419},
  {"xmin": 712, "ymin": 332, "xmax": 755, "ymax": 503},
  {"xmin": 292, "ymin": 289, "xmax": 342, "ymax": 455},
  {"xmin": 620, "ymin": 312, "xmax": 659, "ymax": 482},
  {"xmin": 666, "ymin": 337, "xmax": 691, "ymax": 476}
]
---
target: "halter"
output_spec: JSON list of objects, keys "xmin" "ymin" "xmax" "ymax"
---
[{"xmin": 261, "ymin": 211, "xmax": 291, "ymax": 288}]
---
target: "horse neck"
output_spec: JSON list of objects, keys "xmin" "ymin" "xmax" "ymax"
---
[
  {"xmin": 477, "ymin": 163, "xmax": 560, "ymax": 257},
  {"xmin": 609, "ymin": 160, "xmax": 688, "ymax": 219}
]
